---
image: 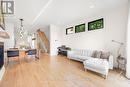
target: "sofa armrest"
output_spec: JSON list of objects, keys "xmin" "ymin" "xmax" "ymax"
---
[
  {"xmin": 83, "ymin": 60, "xmax": 87, "ymax": 65},
  {"xmin": 108, "ymin": 55, "xmax": 114, "ymax": 69},
  {"xmin": 67, "ymin": 50, "xmax": 74, "ymax": 58}
]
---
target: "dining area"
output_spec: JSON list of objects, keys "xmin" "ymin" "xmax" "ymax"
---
[
  {"xmin": 4, "ymin": 48, "xmax": 40, "ymax": 66},
  {"xmin": 3, "ymin": 18, "xmax": 41, "ymax": 65}
]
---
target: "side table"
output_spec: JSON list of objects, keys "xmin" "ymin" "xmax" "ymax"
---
[{"xmin": 117, "ymin": 56, "xmax": 126, "ymax": 75}]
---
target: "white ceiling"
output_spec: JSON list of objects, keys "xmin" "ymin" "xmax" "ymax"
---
[{"xmin": 6, "ymin": 0, "xmax": 128, "ymax": 31}]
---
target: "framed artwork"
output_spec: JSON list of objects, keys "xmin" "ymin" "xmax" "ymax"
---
[
  {"xmin": 0, "ymin": 0, "xmax": 5, "ymax": 30},
  {"xmin": 75, "ymin": 23, "xmax": 85, "ymax": 33},
  {"xmin": 88, "ymin": 18, "xmax": 104, "ymax": 31},
  {"xmin": 66, "ymin": 27, "xmax": 74, "ymax": 35}
]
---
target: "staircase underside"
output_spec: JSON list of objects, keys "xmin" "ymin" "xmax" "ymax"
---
[{"xmin": 37, "ymin": 29, "xmax": 50, "ymax": 53}]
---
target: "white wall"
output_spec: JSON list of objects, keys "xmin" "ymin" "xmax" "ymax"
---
[
  {"xmin": 61, "ymin": 5, "xmax": 128, "ymax": 67},
  {"xmin": 50, "ymin": 24, "xmax": 62, "ymax": 56},
  {"xmin": 4, "ymin": 22, "xmax": 15, "ymax": 49},
  {"xmin": 126, "ymin": 0, "xmax": 130, "ymax": 79},
  {"xmin": 0, "ymin": 37, "xmax": 4, "ymax": 42}
]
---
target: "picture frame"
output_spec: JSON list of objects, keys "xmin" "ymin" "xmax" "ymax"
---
[
  {"xmin": 66, "ymin": 27, "xmax": 74, "ymax": 35},
  {"xmin": 75, "ymin": 23, "xmax": 85, "ymax": 33},
  {"xmin": 0, "ymin": 0, "xmax": 5, "ymax": 30},
  {"xmin": 88, "ymin": 18, "xmax": 104, "ymax": 31}
]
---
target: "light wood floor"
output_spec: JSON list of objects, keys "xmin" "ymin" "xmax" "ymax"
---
[{"xmin": 0, "ymin": 53, "xmax": 130, "ymax": 87}]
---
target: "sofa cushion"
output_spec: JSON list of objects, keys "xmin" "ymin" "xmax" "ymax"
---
[
  {"xmin": 74, "ymin": 49, "xmax": 83, "ymax": 55},
  {"xmin": 100, "ymin": 52, "xmax": 110, "ymax": 59},
  {"xmin": 84, "ymin": 58, "xmax": 109, "ymax": 70},
  {"xmin": 82, "ymin": 49, "xmax": 93, "ymax": 57},
  {"xmin": 72, "ymin": 55, "xmax": 88, "ymax": 59},
  {"xmin": 91, "ymin": 51, "xmax": 102, "ymax": 58}
]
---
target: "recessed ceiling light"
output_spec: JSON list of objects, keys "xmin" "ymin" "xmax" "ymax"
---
[{"xmin": 89, "ymin": 5, "xmax": 95, "ymax": 8}]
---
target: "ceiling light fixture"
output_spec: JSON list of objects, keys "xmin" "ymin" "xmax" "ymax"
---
[
  {"xmin": 88, "ymin": 0, "xmax": 95, "ymax": 8},
  {"xmin": 19, "ymin": 19, "xmax": 24, "ymax": 39},
  {"xmin": 89, "ymin": 5, "xmax": 95, "ymax": 8}
]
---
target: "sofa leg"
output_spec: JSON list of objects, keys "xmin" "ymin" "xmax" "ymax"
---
[
  {"xmin": 84, "ymin": 68, "xmax": 87, "ymax": 72},
  {"xmin": 103, "ymin": 75, "xmax": 107, "ymax": 79}
]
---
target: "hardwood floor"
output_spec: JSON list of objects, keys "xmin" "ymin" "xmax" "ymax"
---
[{"xmin": 0, "ymin": 53, "xmax": 130, "ymax": 87}]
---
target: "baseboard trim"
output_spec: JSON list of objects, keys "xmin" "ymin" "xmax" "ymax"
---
[{"xmin": 0, "ymin": 66, "xmax": 5, "ymax": 81}]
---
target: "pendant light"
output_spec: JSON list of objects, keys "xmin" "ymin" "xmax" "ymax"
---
[{"xmin": 19, "ymin": 19, "xmax": 24, "ymax": 38}]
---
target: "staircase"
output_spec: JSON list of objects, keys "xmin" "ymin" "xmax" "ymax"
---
[{"xmin": 37, "ymin": 29, "xmax": 50, "ymax": 53}]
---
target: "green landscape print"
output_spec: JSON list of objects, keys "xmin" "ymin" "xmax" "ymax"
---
[
  {"xmin": 88, "ymin": 18, "xmax": 104, "ymax": 31},
  {"xmin": 75, "ymin": 24, "xmax": 85, "ymax": 33}
]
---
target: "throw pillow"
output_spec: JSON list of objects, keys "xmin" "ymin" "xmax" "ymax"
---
[
  {"xmin": 96, "ymin": 51, "xmax": 102, "ymax": 58},
  {"xmin": 100, "ymin": 52, "xmax": 110, "ymax": 59},
  {"xmin": 91, "ymin": 51, "xmax": 96, "ymax": 58},
  {"xmin": 91, "ymin": 51, "xmax": 102, "ymax": 58}
]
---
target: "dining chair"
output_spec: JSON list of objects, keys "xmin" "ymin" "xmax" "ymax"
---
[
  {"xmin": 7, "ymin": 50, "xmax": 20, "ymax": 64},
  {"xmin": 26, "ymin": 49, "xmax": 39, "ymax": 60}
]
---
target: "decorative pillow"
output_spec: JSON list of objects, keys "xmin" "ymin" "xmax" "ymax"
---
[
  {"xmin": 91, "ymin": 51, "xmax": 102, "ymax": 58},
  {"xmin": 91, "ymin": 51, "xmax": 96, "ymax": 58},
  {"xmin": 100, "ymin": 52, "xmax": 110, "ymax": 59}
]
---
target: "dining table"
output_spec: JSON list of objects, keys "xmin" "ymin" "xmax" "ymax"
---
[{"xmin": 4, "ymin": 48, "xmax": 34, "ymax": 65}]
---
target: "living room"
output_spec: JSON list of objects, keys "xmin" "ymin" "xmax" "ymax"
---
[{"xmin": 0, "ymin": 0, "xmax": 130, "ymax": 87}]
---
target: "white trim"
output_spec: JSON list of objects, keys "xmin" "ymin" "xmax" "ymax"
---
[
  {"xmin": 126, "ymin": 0, "xmax": 130, "ymax": 79},
  {"xmin": 0, "ymin": 66, "xmax": 5, "ymax": 81}
]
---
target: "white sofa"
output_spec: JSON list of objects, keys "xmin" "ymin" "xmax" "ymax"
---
[
  {"xmin": 67, "ymin": 49, "xmax": 113, "ymax": 78},
  {"xmin": 67, "ymin": 49, "xmax": 93, "ymax": 62}
]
